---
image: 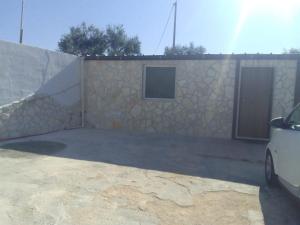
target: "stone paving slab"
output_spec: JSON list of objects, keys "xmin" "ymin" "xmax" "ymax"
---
[{"xmin": 0, "ymin": 129, "xmax": 299, "ymax": 225}]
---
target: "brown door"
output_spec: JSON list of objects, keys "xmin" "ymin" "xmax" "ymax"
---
[{"xmin": 236, "ymin": 67, "xmax": 274, "ymax": 140}]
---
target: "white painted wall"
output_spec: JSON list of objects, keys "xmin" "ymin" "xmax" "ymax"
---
[
  {"xmin": 0, "ymin": 40, "xmax": 82, "ymax": 139},
  {"xmin": 0, "ymin": 40, "xmax": 81, "ymax": 106}
]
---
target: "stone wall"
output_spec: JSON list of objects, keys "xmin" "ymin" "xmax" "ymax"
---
[
  {"xmin": 85, "ymin": 60, "xmax": 237, "ymax": 138},
  {"xmin": 0, "ymin": 40, "xmax": 82, "ymax": 140},
  {"xmin": 85, "ymin": 58, "xmax": 298, "ymax": 139},
  {"xmin": 1, "ymin": 43, "xmax": 297, "ymax": 140},
  {"xmin": 240, "ymin": 60, "xmax": 297, "ymax": 118}
]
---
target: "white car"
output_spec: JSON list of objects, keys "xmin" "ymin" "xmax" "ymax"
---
[{"xmin": 265, "ymin": 104, "xmax": 300, "ymax": 199}]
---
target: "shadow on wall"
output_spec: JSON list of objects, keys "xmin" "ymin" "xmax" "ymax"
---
[
  {"xmin": 1, "ymin": 130, "xmax": 299, "ymax": 224},
  {"xmin": 0, "ymin": 61, "xmax": 81, "ymax": 140}
]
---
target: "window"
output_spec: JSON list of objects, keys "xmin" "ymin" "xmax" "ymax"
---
[
  {"xmin": 287, "ymin": 105, "xmax": 300, "ymax": 130},
  {"xmin": 144, "ymin": 66, "xmax": 176, "ymax": 99}
]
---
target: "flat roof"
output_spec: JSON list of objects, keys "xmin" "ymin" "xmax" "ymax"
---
[{"xmin": 85, "ymin": 54, "xmax": 300, "ymax": 61}]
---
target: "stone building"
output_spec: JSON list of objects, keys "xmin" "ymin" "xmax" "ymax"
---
[
  {"xmin": 85, "ymin": 55, "xmax": 300, "ymax": 140},
  {"xmin": 0, "ymin": 40, "xmax": 300, "ymax": 140}
]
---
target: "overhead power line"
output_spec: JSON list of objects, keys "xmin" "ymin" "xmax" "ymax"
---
[{"xmin": 154, "ymin": 3, "xmax": 175, "ymax": 54}]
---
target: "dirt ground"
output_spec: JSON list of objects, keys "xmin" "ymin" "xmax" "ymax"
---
[{"xmin": 0, "ymin": 129, "xmax": 299, "ymax": 225}]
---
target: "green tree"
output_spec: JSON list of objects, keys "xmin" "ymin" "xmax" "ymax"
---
[
  {"xmin": 58, "ymin": 23, "xmax": 141, "ymax": 56},
  {"xmin": 284, "ymin": 48, "xmax": 300, "ymax": 54},
  {"xmin": 58, "ymin": 23, "xmax": 107, "ymax": 56},
  {"xmin": 106, "ymin": 25, "xmax": 141, "ymax": 56},
  {"xmin": 164, "ymin": 43, "xmax": 206, "ymax": 56}
]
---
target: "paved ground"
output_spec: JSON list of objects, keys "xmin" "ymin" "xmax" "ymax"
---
[{"xmin": 0, "ymin": 129, "xmax": 299, "ymax": 225}]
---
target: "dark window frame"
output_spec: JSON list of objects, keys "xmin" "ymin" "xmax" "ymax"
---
[{"xmin": 143, "ymin": 65, "xmax": 176, "ymax": 100}]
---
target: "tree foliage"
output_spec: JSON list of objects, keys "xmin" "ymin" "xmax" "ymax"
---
[
  {"xmin": 164, "ymin": 43, "xmax": 206, "ymax": 56},
  {"xmin": 58, "ymin": 23, "xmax": 141, "ymax": 56},
  {"xmin": 106, "ymin": 25, "xmax": 141, "ymax": 56},
  {"xmin": 284, "ymin": 48, "xmax": 300, "ymax": 54}
]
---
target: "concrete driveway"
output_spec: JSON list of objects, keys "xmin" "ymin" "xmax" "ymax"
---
[{"xmin": 0, "ymin": 129, "xmax": 299, "ymax": 225}]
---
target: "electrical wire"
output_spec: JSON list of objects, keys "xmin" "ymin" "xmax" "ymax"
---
[{"xmin": 154, "ymin": 3, "xmax": 174, "ymax": 54}]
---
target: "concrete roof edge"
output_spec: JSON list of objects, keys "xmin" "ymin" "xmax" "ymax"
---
[
  {"xmin": 0, "ymin": 39, "xmax": 79, "ymax": 59},
  {"xmin": 85, "ymin": 54, "xmax": 300, "ymax": 61}
]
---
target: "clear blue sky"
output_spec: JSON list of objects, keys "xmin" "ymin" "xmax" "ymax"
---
[{"xmin": 1, "ymin": 0, "xmax": 300, "ymax": 54}]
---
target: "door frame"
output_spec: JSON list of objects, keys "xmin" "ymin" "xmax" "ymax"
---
[{"xmin": 234, "ymin": 66, "xmax": 274, "ymax": 141}]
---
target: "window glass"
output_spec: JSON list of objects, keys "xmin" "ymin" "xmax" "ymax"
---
[
  {"xmin": 144, "ymin": 67, "xmax": 176, "ymax": 99},
  {"xmin": 288, "ymin": 105, "xmax": 300, "ymax": 127}
]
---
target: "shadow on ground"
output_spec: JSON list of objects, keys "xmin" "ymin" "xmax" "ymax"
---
[{"xmin": 0, "ymin": 129, "xmax": 299, "ymax": 224}]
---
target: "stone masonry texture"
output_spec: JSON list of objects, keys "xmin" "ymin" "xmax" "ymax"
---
[
  {"xmin": 85, "ymin": 60, "xmax": 237, "ymax": 138},
  {"xmin": 0, "ymin": 95, "xmax": 81, "ymax": 140},
  {"xmin": 0, "ymin": 39, "xmax": 298, "ymax": 140},
  {"xmin": 85, "ymin": 59, "xmax": 297, "ymax": 139},
  {"xmin": 240, "ymin": 60, "xmax": 297, "ymax": 118}
]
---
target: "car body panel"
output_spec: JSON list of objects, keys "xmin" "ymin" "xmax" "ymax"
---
[
  {"xmin": 277, "ymin": 129, "xmax": 300, "ymax": 188},
  {"xmin": 267, "ymin": 140, "xmax": 300, "ymax": 199},
  {"xmin": 279, "ymin": 177, "xmax": 300, "ymax": 199},
  {"xmin": 266, "ymin": 104, "xmax": 300, "ymax": 200}
]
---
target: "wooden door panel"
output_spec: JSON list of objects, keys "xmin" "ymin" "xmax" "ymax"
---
[{"xmin": 237, "ymin": 67, "xmax": 273, "ymax": 139}]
